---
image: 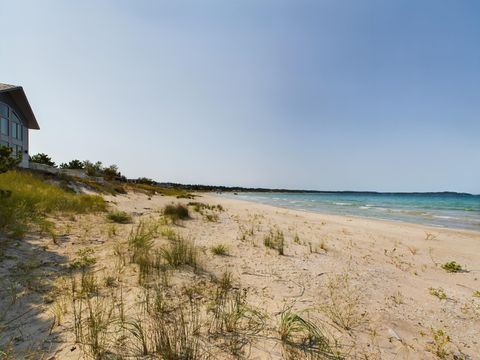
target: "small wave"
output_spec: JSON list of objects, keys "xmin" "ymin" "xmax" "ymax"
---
[
  {"xmin": 334, "ymin": 202, "xmax": 351, "ymax": 206},
  {"xmin": 359, "ymin": 206, "xmax": 371, "ymax": 209},
  {"xmin": 433, "ymin": 215, "xmax": 457, "ymax": 220}
]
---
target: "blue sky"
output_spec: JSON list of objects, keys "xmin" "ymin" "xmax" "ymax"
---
[{"xmin": 1, "ymin": 0, "xmax": 479, "ymax": 193}]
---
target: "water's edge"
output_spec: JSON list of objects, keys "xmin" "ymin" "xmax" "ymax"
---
[{"xmin": 215, "ymin": 192, "xmax": 480, "ymax": 231}]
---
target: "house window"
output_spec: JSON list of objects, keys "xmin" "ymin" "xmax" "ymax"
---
[
  {"xmin": 16, "ymin": 145, "xmax": 23, "ymax": 155},
  {"xmin": 12, "ymin": 122, "xmax": 17, "ymax": 139},
  {"xmin": 11, "ymin": 122, "xmax": 22, "ymax": 140},
  {"xmin": 0, "ymin": 140, "xmax": 8, "ymax": 148},
  {"xmin": 0, "ymin": 103, "xmax": 24, "ymax": 140},
  {"xmin": 0, "ymin": 103, "xmax": 8, "ymax": 118},
  {"xmin": 0, "ymin": 117, "xmax": 7, "ymax": 135}
]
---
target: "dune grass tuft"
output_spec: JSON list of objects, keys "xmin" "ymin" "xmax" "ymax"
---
[
  {"xmin": 161, "ymin": 237, "xmax": 199, "ymax": 269},
  {"xmin": 107, "ymin": 210, "xmax": 133, "ymax": 224},
  {"xmin": 163, "ymin": 203, "xmax": 190, "ymax": 222},
  {"xmin": 264, "ymin": 228, "xmax": 285, "ymax": 255},
  {"xmin": 211, "ymin": 244, "xmax": 229, "ymax": 256}
]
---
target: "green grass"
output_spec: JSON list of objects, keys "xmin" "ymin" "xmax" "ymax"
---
[
  {"xmin": 441, "ymin": 261, "xmax": 463, "ymax": 273},
  {"xmin": 160, "ymin": 237, "xmax": 199, "ymax": 269},
  {"xmin": 128, "ymin": 182, "xmax": 195, "ymax": 198},
  {"xmin": 429, "ymin": 287, "xmax": 447, "ymax": 300},
  {"xmin": 106, "ymin": 211, "xmax": 133, "ymax": 224},
  {"xmin": 0, "ymin": 170, "xmax": 106, "ymax": 237},
  {"xmin": 211, "ymin": 244, "xmax": 229, "ymax": 256}
]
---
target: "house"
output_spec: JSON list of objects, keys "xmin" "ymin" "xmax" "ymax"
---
[{"xmin": 0, "ymin": 83, "xmax": 40, "ymax": 168}]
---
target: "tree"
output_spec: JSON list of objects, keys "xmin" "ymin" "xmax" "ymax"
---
[
  {"xmin": 30, "ymin": 153, "xmax": 56, "ymax": 167},
  {"xmin": 103, "ymin": 164, "xmax": 121, "ymax": 181},
  {"xmin": 83, "ymin": 161, "xmax": 103, "ymax": 176},
  {"xmin": 0, "ymin": 146, "xmax": 21, "ymax": 174},
  {"xmin": 60, "ymin": 159, "xmax": 84, "ymax": 170},
  {"xmin": 0, "ymin": 145, "xmax": 21, "ymax": 198},
  {"xmin": 136, "ymin": 177, "xmax": 156, "ymax": 185}
]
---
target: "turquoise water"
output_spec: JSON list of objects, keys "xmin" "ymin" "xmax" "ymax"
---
[{"xmin": 222, "ymin": 192, "xmax": 480, "ymax": 231}]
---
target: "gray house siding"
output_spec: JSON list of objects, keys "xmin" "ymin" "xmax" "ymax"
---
[{"xmin": 0, "ymin": 92, "xmax": 30, "ymax": 167}]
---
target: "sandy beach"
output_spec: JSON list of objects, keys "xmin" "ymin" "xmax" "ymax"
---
[{"xmin": 2, "ymin": 191, "xmax": 479, "ymax": 359}]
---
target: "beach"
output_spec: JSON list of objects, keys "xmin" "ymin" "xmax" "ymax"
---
[{"xmin": 2, "ymin": 190, "xmax": 480, "ymax": 359}]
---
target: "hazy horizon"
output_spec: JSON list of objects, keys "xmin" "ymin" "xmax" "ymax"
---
[{"xmin": 2, "ymin": 1, "xmax": 479, "ymax": 193}]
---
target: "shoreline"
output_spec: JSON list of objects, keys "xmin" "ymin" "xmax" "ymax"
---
[{"xmin": 210, "ymin": 192, "xmax": 480, "ymax": 234}]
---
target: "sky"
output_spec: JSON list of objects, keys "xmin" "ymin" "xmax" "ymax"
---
[{"xmin": 1, "ymin": 0, "xmax": 479, "ymax": 193}]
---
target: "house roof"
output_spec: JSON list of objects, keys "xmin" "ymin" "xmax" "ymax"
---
[{"xmin": 0, "ymin": 83, "xmax": 40, "ymax": 130}]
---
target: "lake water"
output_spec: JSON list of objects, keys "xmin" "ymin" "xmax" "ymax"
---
[{"xmin": 221, "ymin": 192, "xmax": 480, "ymax": 231}]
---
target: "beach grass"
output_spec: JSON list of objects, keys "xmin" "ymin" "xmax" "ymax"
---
[{"xmin": 0, "ymin": 170, "xmax": 106, "ymax": 237}]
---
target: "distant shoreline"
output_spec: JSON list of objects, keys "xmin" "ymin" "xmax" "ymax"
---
[{"xmin": 154, "ymin": 182, "xmax": 479, "ymax": 197}]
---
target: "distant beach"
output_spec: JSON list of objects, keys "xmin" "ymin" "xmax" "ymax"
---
[{"xmin": 220, "ymin": 191, "xmax": 480, "ymax": 231}]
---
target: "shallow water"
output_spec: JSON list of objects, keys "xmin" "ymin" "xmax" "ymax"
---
[{"xmin": 221, "ymin": 192, "xmax": 480, "ymax": 231}]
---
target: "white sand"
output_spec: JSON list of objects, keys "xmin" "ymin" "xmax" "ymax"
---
[{"xmin": 2, "ymin": 191, "xmax": 479, "ymax": 359}]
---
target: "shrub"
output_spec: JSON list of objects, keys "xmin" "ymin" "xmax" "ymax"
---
[
  {"xmin": 107, "ymin": 211, "xmax": 133, "ymax": 224},
  {"xmin": 163, "ymin": 203, "xmax": 190, "ymax": 222},
  {"xmin": 103, "ymin": 164, "xmax": 121, "ymax": 181},
  {"xmin": 441, "ymin": 261, "xmax": 462, "ymax": 273},
  {"xmin": 29, "ymin": 153, "xmax": 56, "ymax": 167},
  {"xmin": 59, "ymin": 159, "xmax": 84, "ymax": 169},
  {"xmin": 0, "ymin": 145, "xmax": 21, "ymax": 173},
  {"xmin": 211, "ymin": 244, "xmax": 229, "ymax": 256},
  {"xmin": 136, "ymin": 177, "xmax": 156, "ymax": 185}
]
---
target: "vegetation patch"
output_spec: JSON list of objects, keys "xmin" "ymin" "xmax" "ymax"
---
[
  {"xmin": 0, "ymin": 170, "xmax": 106, "ymax": 237},
  {"xmin": 278, "ymin": 308, "xmax": 343, "ymax": 359},
  {"xmin": 211, "ymin": 244, "xmax": 229, "ymax": 256},
  {"xmin": 163, "ymin": 203, "xmax": 190, "ymax": 222},
  {"xmin": 106, "ymin": 211, "xmax": 133, "ymax": 224},
  {"xmin": 429, "ymin": 287, "xmax": 447, "ymax": 300},
  {"xmin": 263, "ymin": 228, "xmax": 285, "ymax": 255},
  {"xmin": 441, "ymin": 261, "xmax": 463, "ymax": 273}
]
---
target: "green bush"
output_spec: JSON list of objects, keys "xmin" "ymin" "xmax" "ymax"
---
[
  {"xmin": 107, "ymin": 211, "xmax": 132, "ymax": 224},
  {"xmin": 60, "ymin": 159, "xmax": 84, "ymax": 169},
  {"xmin": 0, "ymin": 145, "xmax": 21, "ymax": 174},
  {"xmin": 0, "ymin": 170, "xmax": 106, "ymax": 237},
  {"xmin": 29, "ymin": 153, "xmax": 56, "ymax": 167}
]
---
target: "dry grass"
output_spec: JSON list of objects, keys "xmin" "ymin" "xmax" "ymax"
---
[
  {"xmin": 319, "ymin": 274, "xmax": 366, "ymax": 331},
  {"xmin": 264, "ymin": 228, "xmax": 285, "ymax": 255},
  {"xmin": 106, "ymin": 210, "xmax": 133, "ymax": 224},
  {"xmin": 163, "ymin": 203, "xmax": 190, "ymax": 223}
]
